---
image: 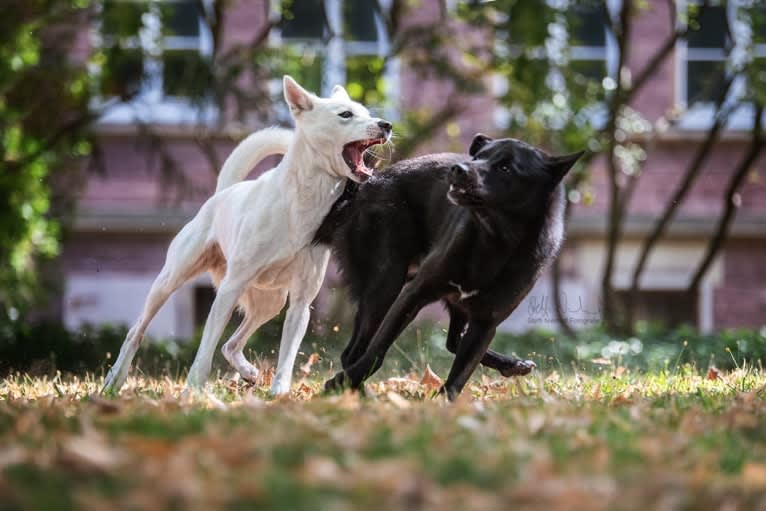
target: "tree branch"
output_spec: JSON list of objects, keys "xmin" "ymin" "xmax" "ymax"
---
[
  {"xmin": 688, "ymin": 103, "xmax": 764, "ymax": 293},
  {"xmin": 627, "ymin": 76, "xmax": 735, "ymax": 320}
]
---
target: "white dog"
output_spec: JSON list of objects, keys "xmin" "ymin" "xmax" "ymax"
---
[{"xmin": 102, "ymin": 75, "xmax": 391, "ymax": 395}]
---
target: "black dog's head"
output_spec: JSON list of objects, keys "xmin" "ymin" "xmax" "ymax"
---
[{"xmin": 448, "ymin": 134, "xmax": 584, "ymax": 215}]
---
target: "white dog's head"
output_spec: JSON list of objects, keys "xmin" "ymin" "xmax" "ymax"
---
[{"xmin": 283, "ymin": 75, "xmax": 392, "ymax": 182}]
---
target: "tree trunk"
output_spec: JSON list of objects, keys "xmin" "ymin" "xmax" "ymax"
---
[{"xmin": 600, "ymin": 1, "xmax": 633, "ymax": 334}]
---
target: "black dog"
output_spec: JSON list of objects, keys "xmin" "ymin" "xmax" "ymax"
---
[{"xmin": 314, "ymin": 134, "xmax": 583, "ymax": 400}]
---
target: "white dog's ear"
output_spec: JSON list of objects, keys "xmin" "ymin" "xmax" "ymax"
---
[
  {"xmin": 331, "ymin": 84, "xmax": 350, "ymax": 101},
  {"xmin": 283, "ymin": 75, "xmax": 314, "ymax": 113}
]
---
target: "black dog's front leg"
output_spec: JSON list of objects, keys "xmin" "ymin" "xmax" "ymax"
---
[
  {"xmin": 325, "ymin": 279, "xmax": 438, "ymax": 393},
  {"xmin": 441, "ymin": 321, "xmax": 496, "ymax": 400},
  {"xmin": 445, "ymin": 305, "xmax": 536, "ymax": 378}
]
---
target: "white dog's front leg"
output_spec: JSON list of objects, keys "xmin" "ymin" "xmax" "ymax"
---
[
  {"xmin": 271, "ymin": 300, "xmax": 311, "ymax": 395},
  {"xmin": 271, "ymin": 246, "xmax": 330, "ymax": 396}
]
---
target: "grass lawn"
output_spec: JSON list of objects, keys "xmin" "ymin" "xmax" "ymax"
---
[{"xmin": 2, "ymin": 366, "xmax": 766, "ymax": 510}]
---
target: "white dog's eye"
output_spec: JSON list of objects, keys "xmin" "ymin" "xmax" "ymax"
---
[{"xmin": 338, "ymin": 111, "xmax": 353, "ymax": 119}]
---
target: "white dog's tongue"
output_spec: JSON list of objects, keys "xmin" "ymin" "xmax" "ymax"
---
[
  {"xmin": 356, "ymin": 158, "xmax": 372, "ymax": 177},
  {"xmin": 350, "ymin": 144, "xmax": 372, "ymax": 177}
]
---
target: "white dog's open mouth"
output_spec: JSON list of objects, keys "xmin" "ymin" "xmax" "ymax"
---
[{"xmin": 342, "ymin": 138, "xmax": 387, "ymax": 180}]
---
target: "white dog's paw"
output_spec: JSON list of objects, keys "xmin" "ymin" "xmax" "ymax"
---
[
  {"xmin": 237, "ymin": 363, "xmax": 260, "ymax": 384},
  {"xmin": 101, "ymin": 367, "xmax": 126, "ymax": 395},
  {"xmin": 185, "ymin": 366, "xmax": 209, "ymax": 389},
  {"xmin": 270, "ymin": 379, "xmax": 292, "ymax": 396},
  {"xmin": 224, "ymin": 351, "xmax": 260, "ymax": 384}
]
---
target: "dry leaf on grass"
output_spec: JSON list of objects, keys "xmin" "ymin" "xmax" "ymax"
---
[
  {"xmin": 205, "ymin": 392, "xmax": 227, "ymax": 410},
  {"xmin": 742, "ymin": 463, "xmax": 766, "ymax": 489},
  {"xmin": 256, "ymin": 364, "xmax": 274, "ymax": 387},
  {"xmin": 386, "ymin": 391, "xmax": 411, "ymax": 409},
  {"xmin": 0, "ymin": 445, "xmax": 28, "ymax": 469},
  {"xmin": 87, "ymin": 395, "xmax": 122, "ymax": 414},
  {"xmin": 300, "ymin": 353, "xmax": 320, "ymax": 376},
  {"xmin": 707, "ymin": 366, "xmax": 722, "ymax": 381},
  {"xmin": 420, "ymin": 364, "xmax": 443, "ymax": 389},
  {"xmin": 59, "ymin": 433, "xmax": 124, "ymax": 472}
]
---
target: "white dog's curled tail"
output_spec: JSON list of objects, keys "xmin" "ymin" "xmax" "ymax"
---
[{"xmin": 215, "ymin": 126, "xmax": 293, "ymax": 193}]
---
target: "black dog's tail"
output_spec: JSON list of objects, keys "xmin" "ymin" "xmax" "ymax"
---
[{"xmin": 313, "ymin": 179, "xmax": 359, "ymax": 246}]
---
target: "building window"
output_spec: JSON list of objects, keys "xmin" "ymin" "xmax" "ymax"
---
[
  {"xmin": 492, "ymin": 1, "xmax": 618, "ymax": 130},
  {"xmin": 94, "ymin": 0, "xmax": 216, "ymax": 124},
  {"xmin": 676, "ymin": 1, "xmax": 766, "ymax": 129},
  {"xmin": 567, "ymin": 3, "xmax": 618, "ymax": 85},
  {"xmin": 683, "ymin": 3, "xmax": 730, "ymax": 105},
  {"xmin": 274, "ymin": 0, "xmax": 397, "ymax": 112}
]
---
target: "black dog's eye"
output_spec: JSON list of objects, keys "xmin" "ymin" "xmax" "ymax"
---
[
  {"xmin": 338, "ymin": 111, "xmax": 353, "ymax": 119},
  {"xmin": 498, "ymin": 164, "xmax": 512, "ymax": 173}
]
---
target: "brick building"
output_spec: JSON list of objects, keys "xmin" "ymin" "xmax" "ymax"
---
[{"xmin": 60, "ymin": 0, "xmax": 766, "ymax": 339}]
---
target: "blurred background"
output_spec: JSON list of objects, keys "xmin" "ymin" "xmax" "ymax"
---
[{"xmin": 1, "ymin": 0, "xmax": 765, "ymax": 378}]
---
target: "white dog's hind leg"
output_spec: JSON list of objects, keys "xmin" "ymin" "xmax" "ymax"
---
[
  {"xmin": 271, "ymin": 247, "xmax": 330, "ymax": 396},
  {"xmin": 222, "ymin": 288, "xmax": 287, "ymax": 383},
  {"xmin": 102, "ymin": 214, "xmax": 213, "ymax": 394},
  {"xmin": 102, "ymin": 269, "xmax": 186, "ymax": 393}
]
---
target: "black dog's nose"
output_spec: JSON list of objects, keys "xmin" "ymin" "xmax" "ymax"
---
[
  {"xmin": 450, "ymin": 163, "xmax": 470, "ymax": 178},
  {"xmin": 378, "ymin": 120, "xmax": 393, "ymax": 132}
]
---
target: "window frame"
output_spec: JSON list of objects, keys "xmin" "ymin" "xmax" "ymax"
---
[
  {"xmin": 492, "ymin": 0, "xmax": 621, "ymax": 130},
  {"xmin": 270, "ymin": 0, "xmax": 400, "ymax": 121},
  {"xmin": 675, "ymin": 0, "xmax": 766, "ymax": 130},
  {"xmin": 92, "ymin": 0, "xmax": 218, "ymax": 126}
]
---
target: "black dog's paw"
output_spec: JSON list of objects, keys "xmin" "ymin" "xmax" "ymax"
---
[
  {"xmin": 323, "ymin": 372, "xmax": 348, "ymax": 394},
  {"xmin": 498, "ymin": 359, "xmax": 536, "ymax": 377}
]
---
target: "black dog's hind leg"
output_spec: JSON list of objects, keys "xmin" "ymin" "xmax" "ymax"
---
[
  {"xmin": 445, "ymin": 305, "xmax": 536, "ymax": 378},
  {"xmin": 326, "ymin": 277, "xmax": 442, "ymax": 392},
  {"xmin": 441, "ymin": 321, "xmax": 496, "ymax": 400}
]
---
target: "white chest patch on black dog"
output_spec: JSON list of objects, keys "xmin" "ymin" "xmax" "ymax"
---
[{"xmin": 449, "ymin": 281, "xmax": 479, "ymax": 301}]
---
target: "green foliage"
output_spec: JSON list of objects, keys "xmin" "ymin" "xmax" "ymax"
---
[
  {"xmin": 2, "ymin": 310, "xmax": 765, "ymax": 381},
  {"xmin": 489, "ymin": 323, "xmax": 766, "ymax": 373},
  {"xmin": 0, "ymin": 0, "xmax": 95, "ymax": 319}
]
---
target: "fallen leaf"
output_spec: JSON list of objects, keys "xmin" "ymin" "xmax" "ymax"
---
[
  {"xmin": 300, "ymin": 353, "xmax": 321, "ymax": 376},
  {"xmin": 205, "ymin": 392, "xmax": 227, "ymax": 410},
  {"xmin": 302, "ymin": 456, "xmax": 342, "ymax": 484},
  {"xmin": 296, "ymin": 381, "xmax": 313, "ymax": 397},
  {"xmin": 0, "ymin": 446, "xmax": 27, "ymax": 469},
  {"xmin": 386, "ymin": 391, "xmax": 411, "ymax": 409},
  {"xmin": 419, "ymin": 364, "xmax": 443, "ymax": 389},
  {"xmin": 743, "ymin": 463, "xmax": 766, "ymax": 489},
  {"xmin": 707, "ymin": 366, "xmax": 722, "ymax": 381},
  {"xmin": 87, "ymin": 395, "xmax": 122, "ymax": 414},
  {"xmin": 256, "ymin": 364, "xmax": 274, "ymax": 387},
  {"xmin": 59, "ymin": 433, "xmax": 124, "ymax": 472}
]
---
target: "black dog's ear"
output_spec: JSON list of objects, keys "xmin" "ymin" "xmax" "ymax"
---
[
  {"xmin": 469, "ymin": 133, "xmax": 493, "ymax": 157},
  {"xmin": 546, "ymin": 150, "xmax": 585, "ymax": 180}
]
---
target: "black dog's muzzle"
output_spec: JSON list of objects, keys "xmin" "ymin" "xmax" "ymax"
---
[{"xmin": 449, "ymin": 163, "xmax": 476, "ymax": 186}]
